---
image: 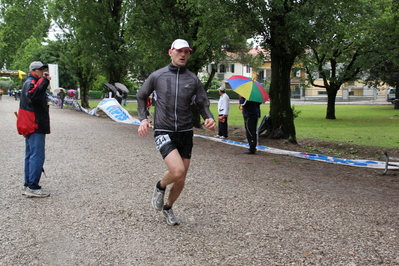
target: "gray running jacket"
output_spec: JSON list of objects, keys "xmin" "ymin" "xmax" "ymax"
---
[{"xmin": 137, "ymin": 64, "xmax": 214, "ymax": 132}]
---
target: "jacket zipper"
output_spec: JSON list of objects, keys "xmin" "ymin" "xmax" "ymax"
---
[{"xmin": 174, "ymin": 68, "xmax": 180, "ymax": 132}]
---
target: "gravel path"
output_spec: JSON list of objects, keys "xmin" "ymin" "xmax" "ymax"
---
[{"xmin": 1, "ymin": 99, "xmax": 398, "ymax": 265}]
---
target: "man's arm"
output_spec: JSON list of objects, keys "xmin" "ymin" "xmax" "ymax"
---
[
  {"xmin": 203, "ymin": 118, "xmax": 216, "ymax": 131},
  {"xmin": 137, "ymin": 74, "xmax": 155, "ymax": 120},
  {"xmin": 28, "ymin": 77, "xmax": 50, "ymax": 103},
  {"xmin": 137, "ymin": 75, "xmax": 155, "ymax": 136},
  {"xmin": 193, "ymin": 80, "xmax": 216, "ymax": 131}
]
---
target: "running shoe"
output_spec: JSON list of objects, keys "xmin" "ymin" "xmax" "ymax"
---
[
  {"xmin": 152, "ymin": 184, "xmax": 165, "ymax": 211},
  {"xmin": 162, "ymin": 208, "xmax": 180, "ymax": 225}
]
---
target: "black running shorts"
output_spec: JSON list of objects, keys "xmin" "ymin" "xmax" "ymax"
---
[{"xmin": 154, "ymin": 131, "xmax": 193, "ymax": 159}]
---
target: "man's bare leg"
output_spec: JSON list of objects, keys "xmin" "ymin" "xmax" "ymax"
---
[
  {"xmin": 157, "ymin": 150, "xmax": 191, "ymax": 225},
  {"xmin": 161, "ymin": 150, "xmax": 190, "ymax": 207}
]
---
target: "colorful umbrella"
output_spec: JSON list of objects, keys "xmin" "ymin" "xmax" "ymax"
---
[
  {"xmin": 67, "ymin": 89, "xmax": 76, "ymax": 97},
  {"xmin": 227, "ymin": 75, "xmax": 269, "ymax": 103}
]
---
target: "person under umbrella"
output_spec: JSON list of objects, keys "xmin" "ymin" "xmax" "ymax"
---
[{"xmin": 239, "ymin": 96, "xmax": 261, "ymax": 154}]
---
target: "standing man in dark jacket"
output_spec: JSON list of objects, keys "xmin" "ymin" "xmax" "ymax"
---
[
  {"xmin": 240, "ymin": 96, "xmax": 261, "ymax": 154},
  {"xmin": 17, "ymin": 61, "xmax": 51, "ymax": 198},
  {"xmin": 137, "ymin": 39, "xmax": 216, "ymax": 225}
]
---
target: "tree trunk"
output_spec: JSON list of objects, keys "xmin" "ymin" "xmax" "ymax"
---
[
  {"xmin": 326, "ymin": 90, "xmax": 337, "ymax": 119},
  {"xmin": 268, "ymin": 50, "xmax": 297, "ymax": 143},
  {"xmin": 203, "ymin": 68, "xmax": 216, "ymax": 91},
  {"xmin": 192, "ymin": 67, "xmax": 215, "ymax": 129},
  {"xmin": 325, "ymin": 84, "xmax": 340, "ymax": 119},
  {"xmin": 78, "ymin": 79, "xmax": 91, "ymax": 108},
  {"xmin": 80, "ymin": 86, "xmax": 90, "ymax": 108}
]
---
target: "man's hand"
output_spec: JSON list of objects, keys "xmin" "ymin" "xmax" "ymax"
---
[
  {"xmin": 138, "ymin": 120, "xmax": 152, "ymax": 137},
  {"xmin": 43, "ymin": 72, "xmax": 51, "ymax": 80},
  {"xmin": 204, "ymin": 118, "xmax": 216, "ymax": 131}
]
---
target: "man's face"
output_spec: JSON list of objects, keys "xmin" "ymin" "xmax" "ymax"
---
[
  {"xmin": 169, "ymin": 48, "xmax": 191, "ymax": 67},
  {"xmin": 32, "ymin": 67, "xmax": 45, "ymax": 76}
]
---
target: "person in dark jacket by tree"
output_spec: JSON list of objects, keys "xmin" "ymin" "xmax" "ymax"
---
[
  {"xmin": 239, "ymin": 96, "xmax": 261, "ymax": 154},
  {"xmin": 137, "ymin": 39, "xmax": 216, "ymax": 225},
  {"xmin": 17, "ymin": 61, "xmax": 51, "ymax": 198}
]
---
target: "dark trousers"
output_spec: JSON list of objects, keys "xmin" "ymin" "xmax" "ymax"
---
[
  {"xmin": 244, "ymin": 116, "xmax": 258, "ymax": 151},
  {"xmin": 218, "ymin": 115, "xmax": 228, "ymax": 137}
]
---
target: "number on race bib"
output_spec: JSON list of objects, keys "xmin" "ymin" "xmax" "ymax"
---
[{"xmin": 155, "ymin": 134, "xmax": 171, "ymax": 150}]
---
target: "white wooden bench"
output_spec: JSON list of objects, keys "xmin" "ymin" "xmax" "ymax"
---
[{"xmin": 383, "ymin": 151, "xmax": 399, "ymax": 175}]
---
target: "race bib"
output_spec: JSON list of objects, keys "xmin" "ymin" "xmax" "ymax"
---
[{"xmin": 155, "ymin": 134, "xmax": 171, "ymax": 150}]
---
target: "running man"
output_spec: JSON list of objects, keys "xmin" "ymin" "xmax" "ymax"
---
[{"xmin": 137, "ymin": 39, "xmax": 216, "ymax": 225}]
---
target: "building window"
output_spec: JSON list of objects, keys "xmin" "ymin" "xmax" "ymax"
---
[
  {"xmin": 291, "ymin": 85, "xmax": 301, "ymax": 97},
  {"xmin": 258, "ymin": 70, "xmax": 265, "ymax": 81},
  {"xmin": 230, "ymin": 64, "xmax": 235, "ymax": 73},
  {"xmin": 296, "ymin": 70, "xmax": 301, "ymax": 77},
  {"xmin": 246, "ymin": 65, "xmax": 251, "ymax": 73},
  {"xmin": 220, "ymin": 64, "xmax": 226, "ymax": 73}
]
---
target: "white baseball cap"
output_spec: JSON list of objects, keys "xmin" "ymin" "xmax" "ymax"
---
[{"xmin": 170, "ymin": 39, "xmax": 192, "ymax": 51}]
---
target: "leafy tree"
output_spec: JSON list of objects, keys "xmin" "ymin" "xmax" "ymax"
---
[
  {"xmin": 363, "ymin": 0, "xmax": 399, "ymax": 109},
  {"xmin": 61, "ymin": 39, "xmax": 98, "ymax": 108},
  {"xmin": 226, "ymin": 0, "xmax": 386, "ymax": 140},
  {"xmin": 9, "ymin": 37, "xmax": 43, "ymax": 72},
  {"xmin": 0, "ymin": 0, "xmax": 50, "ymax": 69},
  {"xmin": 200, "ymin": 76, "xmax": 223, "ymax": 91},
  {"xmin": 234, "ymin": 46, "xmax": 267, "ymax": 82},
  {"xmin": 130, "ymin": 0, "xmax": 249, "ymax": 127},
  {"xmin": 228, "ymin": 0, "xmax": 321, "ymax": 143},
  {"xmin": 50, "ymin": 0, "xmax": 137, "ymax": 107},
  {"xmin": 40, "ymin": 40, "xmax": 78, "ymax": 91},
  {"xmin": 300, "ymin": 0, "xmax": 381, "ymax": 119}
]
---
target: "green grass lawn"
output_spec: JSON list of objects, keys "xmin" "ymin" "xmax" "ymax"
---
[{"xmin": 89, "ymin": 100, "xmax": 399, "ymax": 148}]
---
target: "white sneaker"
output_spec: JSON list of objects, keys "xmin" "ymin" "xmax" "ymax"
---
[
  {"xmin": 162, "ymin": 208, "xmax": 180, "ymax": 225},
  {"xmin": 25, "ymin": 188, "xmax": 50, "ymax": 198},
  {"xmin": 152, "ymin": 184, "xmax": 165, "ymax": 211},
  {"xmin": 22, "ymin": 186, "xmax": 28, "ymax": 195}
]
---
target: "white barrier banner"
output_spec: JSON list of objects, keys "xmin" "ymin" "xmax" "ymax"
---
[
  {"xmin": 95, "ymin": 98, "xmax": 140, "ymax": 125},
  {"xmin": 72, "ymin": 97, "xmax": 398, "ymax": 171},
  {"xmin": 194, "ymin": 134, "xmax": 399, "ymax": 170}
]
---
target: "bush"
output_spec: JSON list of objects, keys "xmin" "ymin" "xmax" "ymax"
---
[
  {"xmin": 207, "ymin": 89, "xmax": 239, "ymax": 100},
  {"xmin": 89, "ymin": 90, "xmax": 104, "ymax": 99},
  {"xmin": 201, "ymin": 75, "xmax": 223, "ymax": 91}
]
